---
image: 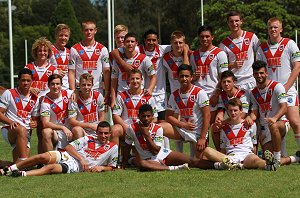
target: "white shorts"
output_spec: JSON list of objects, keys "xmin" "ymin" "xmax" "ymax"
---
[
  {"xmin": 1, "ymin": 126, "xmax": 31, "ymax": 149},
  {"xmin": 52, "ymin": 151, "xmax": 80, "ymax": 173},
  {"xmin": 286, "ymin": 91, "xmax": 299, "ymax": 107},
  {"xmin": 237, "ymin": 79, "xmax": 256, "ymax": 91},
  {"xmin": 55, "ymin": 130, "xmax": 69, "ymax": 149},
  {"xmin": 174, "ymin": 126, "xmax": 208, "ymax": 144},
  {"xmin": 150, "ymin": 147, "xmax": 172, "ymax": 164},
  {"xmin": 228, "ymin": 152, "xmax": 253, "ymax": 164},
  {"xmin": 260, "ymin": 121, "xmax": 289, "ymax": 145},
  {"xmin": 153, "ymin": 94, "xmax": 167, "ymax": 112}
]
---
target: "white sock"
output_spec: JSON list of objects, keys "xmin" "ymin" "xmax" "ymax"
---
[
  {"xmin": 10, "ymin": 164, "xmax": 19, "ymax": 171},
  {"xmin": 21, "ymin": 171, "xmax": 27, "ymax": 177},
  {"xmin": 168, "ymin": 166, "xmax": 178, "ymax": 171},
  {"xmin": 295, "ymin": 134, "xmax": 300, "ymax": 149},
  {"xmin": 18, "ymin": 158, "xmax": 27, "ymax": 161},
  {"xmin": 214, "ymin": 162, "xmax": 221, "ymax": 170},
  {"xmin": 289, "ymin": 156, "xmax": 297, "ymax": 163},
  {"xmin": 281, "ymin": 138, "xmax": 288, "ymax": 157},
  {"xmin": 274, "ymin": 151, "xmax": 281, "ymax": 162}
]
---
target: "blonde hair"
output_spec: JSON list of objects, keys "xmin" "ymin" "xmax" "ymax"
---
[
  {"xmin": 267, "ymin": 17, "xmax": 283, "ymax": 28},
  {"xmin": 31, "ymin": 37, "xmax": 52, "ymax": 60},
  {"xmin": 79, "ymin": 73, "xmax": 94, "ymax": 84},
  {"xmin": 81, "ymin": 21, "xmax": 96, "ymax": 30},
  {"xmin": 55, "ymin": 24, "xmax": 71, "ymax": 37},
  {"xmin": 170, "ymin": 30, "xmax": 186, "ymax": 42},
  {"xmin": 114, "ymin": 24, "xmax": 128, "ymax": 34}
]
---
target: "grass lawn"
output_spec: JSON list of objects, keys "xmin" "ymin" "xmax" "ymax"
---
[{"xmin": 0, "ymin": 130, "xmax": 300, "ymax": 198}]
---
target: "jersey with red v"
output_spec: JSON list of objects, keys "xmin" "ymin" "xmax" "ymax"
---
[
  {"xmin": 131, "ymin": 122, "xmax": 160, "ymax": 150},
  {"xmin": 85, "ymin": 136, "xmax": 115, "ymax": 159}
]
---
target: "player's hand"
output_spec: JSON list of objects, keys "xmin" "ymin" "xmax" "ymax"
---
[
  {"xmin": 80, "ymin": 159, "xmax": 89, "ymax": 172},
  {"xmin": 233, "ymin": 60, "xmax": 243, "ymax": 69},
  {"xmin": 197, "ymin": 138, "xmax": 206, "ymax": 151},
  {"xmin": 104, "ymin": 93, "xmax": 111, "ymax": 106},
  {"xmin": 62, "ymin": 127, "xmax": 73, "ymax": 141},
  {"xmin": 283, "ymin": 84, "xmax": 289, "ymax": 93},
  {"xmin": 122, "ymin": 63, "xmax": 134, "ymax": 72},
  {"xmin": 89, "ymin": 123, "xmax": 98, "ymax": 131},
  {"xmin": 244, "ymin": 116, "xmax": 254, "ymax": 128},
  {"xmin": 183, "ymin": 44, "xmax": 189, "ymax": 54},
  {"xmin": 211, "ymin": 123, "xmax": 221, "ymax": 133},
  {"xmin": 9, "ymin": 122, "xmax": 20, "ymax": 130},
  {"xmin": 182, "ymin": 122, "xmax": 196, "ymax": 131},
  {"xmin": 194, "ymin": 70, "xmax": 201, "ymax": 79},
  {"xmin": 265, "ymin": 117, "xmax": 277, "ymax": 126},
  {"xmin": 58, "ymin": 68, "xmax": 67, "ymax": 77},
  {"xmin": 144, "ymin": 89, "xmax": 152, "ymax": 96},
  {"xmin": 30, "ymin": 87, "xmax": 40, "ymax": 96},
  {"xmin": 70, "ymin": 90, "xmax": 79, "ymax": 102},
  {"xmin": 89, "ymin": 166, "xmax": 103, "ymax": 173},
  {"xmin": 209, "ymin": 94, "xmax": 219, "ymax": 107}
]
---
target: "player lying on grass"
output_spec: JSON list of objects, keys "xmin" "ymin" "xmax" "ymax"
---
[
  {"xmin": 0, "ymin": 121, "xmax": 118, "ymax": 177},
  {"xmin": 122, "ymin": 104, "xmax": 236, "ymax": 171},
  {"xmin": 204, "ymin": 98, "xmax": 300, "ymax": 170}
]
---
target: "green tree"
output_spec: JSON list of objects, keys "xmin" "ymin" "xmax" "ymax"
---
[{"xmin": 49, "ymin": 0, "xmax": 82, "ymax": 46}]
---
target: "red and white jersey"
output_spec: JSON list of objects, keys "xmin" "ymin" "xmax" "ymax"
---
[
  {"xmin": 0, "ymin": 88, "xmax": 40, "ymax": 129},
  {"xmin": 68, "ymin": 90, "xmax": 105, "ymax": 133},
  {"xmin": 217, "ymin": 89, "xmax": 250, "ymax": 113},
  {"xmin": 162, "ymin": 51, "xmax": 184, "ymax": 93},
  {"xmin": 125, "ymin": 122, "xmax": 164, "ymax": 160},
  {"xmin": 111, "ymin": 52, "xmax": 156, "ymax": 92},
  {"xmin": 250, "ymin": 80, "xmax": 287, "ymax": 124},
  {"xmin": 70, "ymin": 136, "xmax": 118, "ymax": 168},
  {"xmin": 167, "ymin": 85, "xmax": 209, "ymax": 135},
  {"xmin": 190, "ymin": 47, "xmax": 228, "ymax": 96},
  {"xmin": 112, "ymin": 90, "xmax": 157, "ymax": 125},
  {"xmin": 69, "ymin": 41, "xmax": 109, "ymax": 90},
  {"xmin": 40, "ymin": 90, "xmax": 73, "ymax": 126},
  {"xmin": 256, "ymin": 38, "xmax": 300, "ymax": 93},
  {"xmin": 25, "ymin": 62, "xmax": 58, "ymax": 96},
  {"xmin": 220, "ymin": 31, "xmax": 260, "ymax": 86},
  {"xmin": 220, "ymin": 121, "xmax": 257, "ymax": 155},
  {"xmin": 49, "ymin": 45, "xmax": 70, "ymax": 90},
  {"xmin": 138, "ymin": 44, "xmax": 171, "ymax": 96}
]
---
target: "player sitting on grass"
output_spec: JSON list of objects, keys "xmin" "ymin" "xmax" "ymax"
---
[
  {"xmin": 0, "ymin": 121, "xmax": 118, "ymax": 177},
  {"xmin": 122, "ymin": 104, "xmax": 235, "ymax": 171},
  {"xmin": 204, "ymin": 98, "xmax": 300, "ymax": 170}
]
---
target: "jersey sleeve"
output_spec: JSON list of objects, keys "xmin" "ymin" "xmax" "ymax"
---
[
  {"xmin": 153, "ymin": 127, "xmax": 164, "ymax": 147},
  {"xmin": 288, "ymin": 40, "xmax": 300, "ymax": 63},
  {"xmin": 249, "ymin": 92, "xmax": 258, "ymax": 111},
  {"xmin": 240, "ymin": 92, "xmax": 250, "ymax": 113},
  {"xmin": 111, "ymin": 61, "xmax": 119, "ymax": 79},
  {"xmin": 274, "ymin": 83, "xmax": 287, "ymax": 104},
  {"xmin": 143, "ymin": 56, "xmax": 156, "ymax": 76},
  {"xmin": 250, "ymin": 122, "xmax": 257, "ymax": 145},
  {"xmin": 112, "ymin": 94, "xmax": 124, "ymax": 115},
  {"xmin": 220, "ymin": 129, "xmax": 227, "ymax": 149},
  {"xmin": 197, "ymin": 89, "xmax": 210, "ymax": 108},
  {"xmin": 40, "ymin": 99, "xmax": 51, "ymax": 117},
  {"xmin": 68, "ymin": 47, "xmax": 77, "ymax": 70},
  {"xmin": 217, "ymin": 51, "xmax": 229, "ymax": 73},
  {"xmin": 0, "ymin": 90, "xmax": 10, "ymax": 109},
  {"xmin": 167, "ymin": 94, "xmax": 177, "ymax": 112},
  {"xmin": 148, "ymin": 97, "xmax": 158, "ymax": 118},
  {"xmin": 68, "ymin": 100, "xmax": 78, "ymax": 118},
  {"xmin": 252, "ymin": 34, "xmax": 261, "ymax": 53},
  {"xmin": 106, "ymin": 145, "xmax": 118, "ymax": 167},
  {"xmin": 70, "ymin": 136, "xmax": 88, "ymax": 150},
  {"xmin": 217, "ymin": 95, "xmax": 225, "ymax": 109},
  {"xmin": 97, "ymin": 93, "xmax": 105, "ymax": 112},
  {"xmin": 101, "ymin": 47, "xmax": 110, "ymax": 69},
  {"xmin": 31, "ymin": 97, "xmax": 41, "ymax": 117}
]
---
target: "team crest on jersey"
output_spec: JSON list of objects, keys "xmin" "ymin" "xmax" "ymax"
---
[
  {"xmin": 209, "ymin": 54, "xmax": 214, "ymax": 60},
  {"xmin": 79, "ymin": 104, "xmax": 84, "ymax": 110},
  {"xmin": 244, "ymin": 38, "xmax": 250, "ymax": 45},
  {"xmin": 15, "ymin": 97, "xmax": 20, "ymax": 103},
  {"xmin": 51, "ymin": 103, "xmax": 56, "ymax": 109},
  {"xmin": 55, "ymin": 53, "xmax": 60, "ymax": 58},
  {"xmin": 279, "ymin": 45, "xmax": 284, "ymax": 51},
  {"xmin": 267, "ymin": 89, "xmax": 273, "ymax": 96},
  {"xmin": 141, "ymin": 98, "xmax": 146, "ymax": 104},
  {"xmin": 229, "ymin": 44, "xmax": 234, "ymax": 49},
  {"xmin": 175, "ymin": 97, "xmax": 180, "ymax": 103},
  {"xmin": 190, "ymin": 95, "xmax": 195, "ymax": 102},
  {"xmin": 29, "ymin": 100, "xmax": 35, "ymax": 107},
  {"xmin": 104, "ymin": 144, "xmax": 110, "ymax": 150},
  {"xmin": 79, "ymin": 50, "xmax": 84, "ymax": 55},
  {"xmin": 63, "ymin": 96, "xmax": 68, "ymax": 103},
  {"xmin": 46, "ymin": 70, "xmax": 53, "ymax": 77},
  {"xmin": 134, "ymin": 60, "xmax": 140, "ymax": 67},
  {"xmin": 95, "ymin": 49, "xmax": 100, "ymax": 55},
  {"xmin": 93, "ymin": 99, "xmax": 97, "ymax": 106},
  {"xmin": 124, "ymin": 98, "xmax": 130, "ymax": 104},
  {"xmin": 263, "ymin": 48, "xmax": 269, "ymax": 53}
]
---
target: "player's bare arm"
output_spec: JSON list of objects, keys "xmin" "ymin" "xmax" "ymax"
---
[
  {"xmin": 68, "ymin": 69, "xmax": 76, "ymax": 90},
  {"xmin": 165, "ymin": 109, "xmax": 195, "ymax": 130},
  {"xmin": 284, "ymin": 61, "xmax": 300, "ymax": 92}
]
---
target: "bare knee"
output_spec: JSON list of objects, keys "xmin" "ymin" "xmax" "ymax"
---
[{"xmin": 42, "ymin": 128, "xmax": 53, "ymax": 140}]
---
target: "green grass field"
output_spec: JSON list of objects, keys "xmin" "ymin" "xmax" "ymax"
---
[{"xmin": 0, "ymin": 130, "xmax": 300, "ymax": 198}]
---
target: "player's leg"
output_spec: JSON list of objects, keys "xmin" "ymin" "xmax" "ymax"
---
[
  {"xmin": 71, "ymin": 126, "xmax": 86, "ymax": 140},
  {"xmin": 42, "ymin": 128, "xmax": 56, "ymax": 152},
  {"xmin": 268, "ymin": 121, "xmax": 284, "ymax": 165},
  {"xmin": 158, "ymin": 122, "xmax": 183, "ymax": 140},
  {"xmin": 211, "ymin": 124, "xmax": 221, "ymax": 151},
  {"xmin": 8, "ymin": 125, "xmax": 29, "ymax": 162},
  {"xmin": 202, "ymin": 147, "xmax": 227, "ymax": 162},
  {"xmin": 138, "ymin": 160, "xmax": 170, "ymax": 171},
  {"xmin": 25, "ymin": 164, "xmax": 63, "ymax": 176},
  {"xmin": 286, "ymin": 105, "xmax": 300, "ymax": 150},
  {"xmin": 111, "ymin": 124, "xmax": 125, "ymax": 145},
  {"xmin": 36, "ymin": 117, "xmax": 43, "ymax": 154},
  {"xmin": 243, "ymin": 153, "xmax": 266, "ymax": 169}
]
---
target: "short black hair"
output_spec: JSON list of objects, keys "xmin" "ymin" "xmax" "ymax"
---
[
  {"xmin": 124, "ymin": 32, "xmax": 138, "ymax": 41},
  {"xmin": 177, "ymin": 64, "xmax": 193, "ymax": 76},
  {"xmin": 221, "ymin": 70, "xmax": 237, "ymax": 82},
  {"xmin": 18, "ymin": 68, "xmax": 33, "ymax": 80},
  {"xmin": 252, "ymin": 60, "xmax": 267, "ymax": 72},
  {"xmin": 227, "ymin": 10, "xmax": 243, "ymax": 21},
  {"xmin": 97, "ymin": 121, "xmax": 111, "ymax": 131},
  {"xmin": 197, "ymin": 25, "xmax": 213, "ymax": 36},
  {"xmin": 143, "ymin": 29, "xmax": 158, "ymax": 40},
  {"xmin": 139, "ymin": 104, "xmax": 153, "ymax": 115}
]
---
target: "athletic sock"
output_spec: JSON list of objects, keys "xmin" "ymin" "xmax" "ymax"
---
[
  {"xmin": 168, "ymin": 166, "xmax": 179, "ymax": 171},
  {"xmin": 21, "ymin": 171, "xmax": 27, "ymax": 177},
  {"xmin": 274, "ymin": 151, "xmax": 281, "ymax": 165},
  {"xmin": 214, "ymin": 162, "xmax": 221, "ymax": 170},
  {"xmin": 289, "ymin": 155, "xmax": 300, "ymax": 163},
  {"xmin": 168, "ymin": 164, "xmax": 189, "ymax": 171},
  {"xmin": 10, "ymin": 164, "xmax": 19, "ymax": 171}
]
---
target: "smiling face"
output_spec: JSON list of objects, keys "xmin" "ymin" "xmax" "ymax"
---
[
  {"xmin": 227, "ymin": 104, "xmax": 242, "ymax": 122},
  {"xmin": 124, "ymin": 36, "xmax": 137, "ymax": 53},
  {"xmin": 79, "ymin": 78, "xmax": 93, "ymax": 95},
  {"xmin": 82, "ymin": 23, "xmax": 97, "ymax": 41},
  {"xmin": 19, "ymin": 74, "xmax": 32, "ymax": 92},
  {"xmin": 253, "ymin": 67, "xmax": 268, "ymax": 85},
  {"xmin": 171, "ymin": 37, "xmax": 185, "ymax": 56},
  {"xmin": 139, "ymin": 111, "xmax": 153, "ymax": 127},
  {"xmin": 129, "ymin": 72, "xmax": 142, "ymax": 90},
  {"xmin": 48, "ymin": 78, "xmax": 62, "ymax": 95},
  {"xmin": 144, "ymin": 34, "xmax": 158, "ymax": 52},
  {"xmin": 55, "ymin": 29, "xmax": 70, "ymax": 49},
  {"xmin": 227, "ymin": 15, "xmax": 243, "ymax": 32},
  {"xmin": 36, "ymin": 45, "xmax": 49, "ymax": 62},
  {"xmin": 114, "ymin": 30, "xmax": 127, "ymax": 48},
  {"xmin": 267, "ymin": 20, "xmax": 282, "ymax": 41},
  {"xmin": 199, "ymin": 30, "xmax": 214, "ymax": 48},
  {"xmin": 178, "ymin": 69, "xmax": 193, "ymax": 89},
  {"xmin": 96, "ymin": 126, "xmax": 111, "ymax": 144}
]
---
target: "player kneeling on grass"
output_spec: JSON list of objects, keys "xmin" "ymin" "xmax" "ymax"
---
[
  {"xmin": 0, "ymin": 121, "xmax": 118, "ymax": 177},
  {"xmin": 122, "ymin": 104, "xmax": 234, "ymax": 171}
]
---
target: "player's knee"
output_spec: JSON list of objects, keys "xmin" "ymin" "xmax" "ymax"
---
[
  {"xmin": 37, "ymin": 152, "xmax": 52, "ymax": 164},
  {"xmin": 42, "ymin": 128, "xmax": 53, "ymax": 140}
]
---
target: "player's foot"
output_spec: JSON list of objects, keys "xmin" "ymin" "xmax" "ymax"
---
[
  {"xmin": 1, "ymin": 167, "xmax": 12, "ymax": 176},
  {"xmin": 295, "ymin": 151, "xmax": 300, "ymax": 163},
  {"xmin": 10, "ymin": 170, "xmax": 26, "ymax": 177},
  {"xmin": 177, "ymin": 163, "xmax": 190, "ymax": 171},
  {"xmin": 220, "ymin": 157, "xmax": 238, "ymax": 170},
  {"xmin": 264, "ymin": 150, "xmax": 277, "ymax": 171},
  {"xmin": 0, "ymin": 169, "xmax": 4, "ymax": 176}
]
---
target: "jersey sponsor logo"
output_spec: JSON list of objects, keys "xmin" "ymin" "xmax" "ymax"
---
[
  {"xmin": 17, "ymin": 110, "xmax": 29, "ymax": 119},
  {"xmin": 209, "ymin": 54, "xmax": 214, "ymax": 60},
  {"xmin": 175, "ymin": 97, "xmax": 180, "ymax": 103},
  {"xmin": 31, "ymin": 81, "xmax": 47, "ymax": 91},
  {"xmin": 235, "ymin": 51, "xmax": 248, "ymax": 61},
  {"xmin": 134, "ymin": 60, "xmax": 141, "ymax": 67},
  {"xmin": 292, "ymin": 51, "xmax": 300, "ymax": 58},
  {"xmin": 202, "ymin": 100, "xmax": 209, "ymax": 105},
  {"xmin": 83, "ymin": 112, "xmax": 97, "ymax": 123},
  {"xmin": 124, "ymin": 98, "xmax": 130, "ymax": 103},
  {"xmin": 278, "ymin": 93, "xmax": 287, "ymax": 100},
  {"xmin": 190, "ymin": 95, "xmax": 195, "ymax": 102},
  {"xmin": 46, "ymin": 70, "xmax": 53, "ymax": 77},
  {"xmin": 179, "ymin": 108, "xmax": 193, "ymax": 117},
  {"xmin": 128, "ymin": 109, "xmax": 139, "ymax": 120},
  {"xmin": 73, "ymin": 139, "xmax": 80, "ymax": 145},
  {"xmin": 263, "ymin": 48, "xmax": 269, "ymax": 53},
  {"xmin": 266, "ymin": 57, "xmax": 281, "ymax": 68},
  {"xmin": 279, "ymin": 44, "xmax": 284, "ymax": 51},
  {"xmin": 51, "ymin": 103, "xmax": 56, "ymax": 109},
  {"xmin": 79, "ymin": 104, "xmax": 84, "ymax": 110},
  {"xmin": 113, "ymin": 105, "xmax": 121, "ymax": 110},
  {"xmin": 104, "ymin": 144, "xmax": 110, "ymax": 150},
  {"xmin": 229, "ymin": 44, "xmax": 234, "ymax": 49},
  {"xmin": 287, "ymin": 97, "xmax": 293, "ymax": 103},
  {"xmin": 82, "ymin": 61, "xmax": 97, "ymax": 70}
]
